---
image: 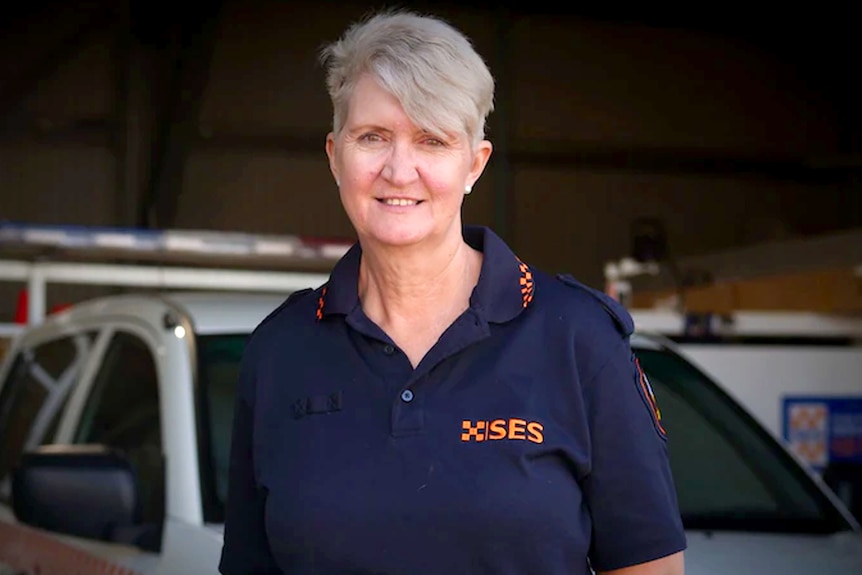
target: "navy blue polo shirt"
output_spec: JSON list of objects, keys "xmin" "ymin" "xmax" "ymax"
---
[{"xmin": 219, "ymin": 226, "xmax": 686, "ymax": 575}]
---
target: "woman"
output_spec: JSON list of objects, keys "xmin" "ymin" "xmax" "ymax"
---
[{"xmin": 220, "ymin": 9, "xmax": 686, "ymax": 575}]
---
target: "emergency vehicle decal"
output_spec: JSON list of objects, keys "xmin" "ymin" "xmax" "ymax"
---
[{"xmin": 0, "ymin": 520, "xmax": 144, "ymax": 575}]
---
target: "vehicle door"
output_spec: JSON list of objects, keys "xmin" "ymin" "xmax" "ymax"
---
[
  {"xmin": 0, "ymin": 323, "xmax": 165, "ymax": 575},
  {"xmin": 0, "ymin": 328, "xmax": 99, "ymax": 571},
  {"xmin": 0, "ymin": 329, "xmax": 98, "ymax": 496},
  {"xmin": 632, "ymin": 335, "xmax": 854, "ymax": 532},
  {"xmin": 631, "ymin": 334, "xmax": 862, "ymax": 574},
  {"xmin": 69, "ymin": 324, "xmax": 167, "ymax": 573}
]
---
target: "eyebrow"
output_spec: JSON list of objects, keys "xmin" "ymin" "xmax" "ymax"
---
[
  {"xmin": 346, "ymin": 124, "xmax": 388, "ymax": 133},
  {"xmin": 345, "ymin": 123, "xmax": 455, "ymax": 142}
]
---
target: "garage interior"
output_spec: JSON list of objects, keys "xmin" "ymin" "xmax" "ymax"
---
[
  {"xmin": 1, "ymin": 0, "xmax": 859, "ymax": 311},
  {"xmin": 1, "ymin": 1, "xmax": 862, "ymax": 571}
]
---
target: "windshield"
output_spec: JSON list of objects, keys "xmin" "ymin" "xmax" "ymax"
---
[
  {"xmin": 635, "ymin": 340, "xmax": 852, "ymax": 534},
  {"xmin": 195, "ymin": 332, "xmax": 852, "ymax": 532}
]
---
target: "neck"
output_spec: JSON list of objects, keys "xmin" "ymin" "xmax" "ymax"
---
[{"xmin": 358, "ymin": 231, "xmax": 480, "ymax": 326}]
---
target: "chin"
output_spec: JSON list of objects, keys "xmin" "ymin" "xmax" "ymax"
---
[{"xmin": 363, "ymin": 224, "xmax": 433, "ymax": 248}]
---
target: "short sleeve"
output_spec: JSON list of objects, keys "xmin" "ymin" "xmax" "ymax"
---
[
  {"xmin": 580, "ymin": 339, "xmax": 686, "ymax": 572},
  {"xmin": 219, "ymin": 344, "xmax": 282, "ymax": 575}
]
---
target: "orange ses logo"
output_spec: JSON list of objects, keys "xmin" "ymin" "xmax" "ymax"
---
[{"xmin": 461, "ymin": 419, "xmax": 544, "ymax": 444}]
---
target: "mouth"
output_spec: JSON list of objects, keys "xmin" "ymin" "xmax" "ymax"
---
[{"xmin": 377, "ymin": 198, "xmax": 423, "ymax": 206}]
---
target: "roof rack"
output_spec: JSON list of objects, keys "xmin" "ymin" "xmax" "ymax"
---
[
  {"xmin": 0, "ymin": 221, "xmax": 353, "ymax": 331},
  {"xmin": 0, "ymin": 220, "xmax": 353, "ymax": 268}
]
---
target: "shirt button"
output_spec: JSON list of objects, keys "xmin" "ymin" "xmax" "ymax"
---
[
  {"xmin": 383, "ymin": 344, "xmax": 395, "ymax": 355},
  {"xmin": 400, "ymin": 389, "xmax": 414, "ymax": 403}
]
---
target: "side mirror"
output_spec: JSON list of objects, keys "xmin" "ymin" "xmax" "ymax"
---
[{"xmin": 12, "ymin": 444, "xmax": 141, "ymax": 542}]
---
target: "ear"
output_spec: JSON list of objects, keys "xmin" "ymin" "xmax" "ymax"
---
[
  {"xmin": 325, "ymin": 132, "xmax": 339, "ymax": 184},
  {"xmin": 467, "ymin": 139, "xmax": 493, "ymax": 189}
]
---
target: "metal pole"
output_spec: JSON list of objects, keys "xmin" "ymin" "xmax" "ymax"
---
[{"xmin": 27, "ymin": 264, "xmax": 46, "ymax": 326}]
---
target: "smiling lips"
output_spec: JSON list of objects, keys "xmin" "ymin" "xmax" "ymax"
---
[{"xmin": 379, "ymin": 198, "xmax": 422, "ymax": 206}]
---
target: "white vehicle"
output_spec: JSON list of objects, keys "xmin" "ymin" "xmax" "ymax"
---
[
  {"xmin": 607, "ymin": 253, "xmax": 862, "ymax": 508},
  {"xmin": 1, "ymin": 223, "xmax": 862, "ymax": 574},
  {"xmin": 628, "ymin": 310, "xmax": 862, "ymax": 524},
  {"xmin": 629, "ymin": 309, "xmax": 862, "ymax": 441}
]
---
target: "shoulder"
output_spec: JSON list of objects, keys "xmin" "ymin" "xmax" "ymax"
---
[
  {"xmin": 235, "ymin": 285, "xmax": 322, "ymax": 405},
  {"xmin": 535, "ymin": 271, "xmax": 636, "ymax": 383},
  {"xmin": 534, "ymin": 271, "xmax": 633, "ymax": 337},
  {"xmin": 246, "ymin": 285, "xmax": 323, "ymax": 350},
  {"xmin": 552, "ymin": 273, "xmax": 634, "ymax": 337},
  {"xmin": 261, "ymin": 285, "xmax": 321, "ymax": 326}
]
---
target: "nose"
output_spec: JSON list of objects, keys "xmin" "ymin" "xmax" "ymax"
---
[{"xmin": 380, "ymin": 140, "xmax": 419, "ymax": 187}]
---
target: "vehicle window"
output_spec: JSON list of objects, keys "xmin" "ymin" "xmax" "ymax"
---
[
  {"xmin": 196, "ymin": 333, "xmax": 249, "ymax": 523},
  {"xmin": 0, "ymin": 354, "xmax": 42, "ymax": 490},
  {"xmin": 75, "ymin": 331, "xmax": 164, "ymax": 527},
  {"xmin": 635, "ymin": 346, "xmax": 851, "ymax": 534},
  {"xmin": 0, "ymin": 332, "xmax": 96, "ymax": 500}
]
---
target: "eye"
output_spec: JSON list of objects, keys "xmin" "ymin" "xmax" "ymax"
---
[
  {"xmin": 423, "ymin": 136, "xmax": 446, "ymax": 147},
  {"xmin": 358, "ymin": 132, "xmax": 383, "ymax": 143}
]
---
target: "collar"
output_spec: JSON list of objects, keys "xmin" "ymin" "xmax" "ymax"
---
[{"xmin": 319, "ymin": 225, "xmax": 533, "ymax": 324}]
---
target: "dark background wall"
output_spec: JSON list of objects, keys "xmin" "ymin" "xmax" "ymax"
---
[{"xmin": 1, "ymin": 0, "xmax": 859, "ymax": 317}]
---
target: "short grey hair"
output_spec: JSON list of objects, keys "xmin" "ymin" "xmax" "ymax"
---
[{"xmin": 319, "ymin": 10, "xmax": 495, "ymax": 148}]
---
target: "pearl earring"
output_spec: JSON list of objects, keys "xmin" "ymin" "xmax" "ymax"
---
[{"xmin": 465, "ymin": 184, "xmax": 472, "ymax": 195}]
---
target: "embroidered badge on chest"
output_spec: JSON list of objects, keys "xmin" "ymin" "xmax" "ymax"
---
[{"xmin": 460, "ymin": 418, "xmax": 544, "ymax": 443}]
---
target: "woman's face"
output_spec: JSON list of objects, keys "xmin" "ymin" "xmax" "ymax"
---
[{"xmin": 326, "ymin": 74, "xmax": 492, "ymax": 250}]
